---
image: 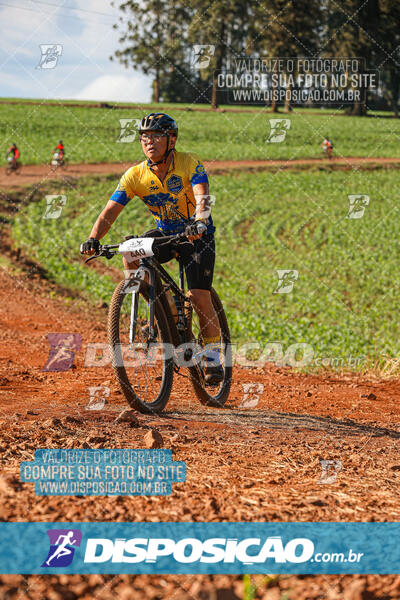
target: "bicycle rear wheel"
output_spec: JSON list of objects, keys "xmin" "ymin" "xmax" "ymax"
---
[
  {"xmin": 108, "ymin": 279, "xmax": 174, "ymax": 414},
  {"xmin": 185, "ymin": 288, "xmax": 232, "ymax": 408}
]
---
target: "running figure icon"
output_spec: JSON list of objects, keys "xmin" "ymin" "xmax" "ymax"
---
[
  {"xmin": 41, "ymin": 528, "xmax": 82, "ymax": 568},
  {"xmin": 45, "ymin": 531, "xmax": 77, "ymax": 566}
]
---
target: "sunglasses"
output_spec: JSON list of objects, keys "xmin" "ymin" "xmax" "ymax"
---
[{"xmin": 139, "ymin": 133, "xmax": 167, "ymax": 142}]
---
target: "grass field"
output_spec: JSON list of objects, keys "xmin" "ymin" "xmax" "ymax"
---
[
  {"xmin": 12, "ymin": 167, "xmax": 400, "ymax": 368},
  {"xmin": 1, "ymin": 100, "xmax": 399, "ymax": 165}
]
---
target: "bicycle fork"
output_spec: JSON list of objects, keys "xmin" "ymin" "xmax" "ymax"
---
[{"xmin": 125, "ymin": 262, "xmax": 157, "ymax": 345}]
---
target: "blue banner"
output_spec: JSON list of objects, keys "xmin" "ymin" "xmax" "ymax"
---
[{"xmin": 0, "ymin": 522, "xmax": 399, "ymax": 574}]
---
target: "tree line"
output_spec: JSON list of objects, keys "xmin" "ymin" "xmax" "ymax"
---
[{"xmin": 110, "ymin": 0, "xmax": 400, "ymax": 116}]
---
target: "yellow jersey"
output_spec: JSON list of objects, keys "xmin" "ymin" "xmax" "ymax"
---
[{"xmin": 109, "ymin": 150, "xmax": 215, "ymax": 235}]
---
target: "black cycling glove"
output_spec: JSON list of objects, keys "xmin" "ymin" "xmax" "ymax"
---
[
  {"xmin": 185, "ymin": 220, "xmax": 207, "ymax": 238},
  {"xmin": 80, "ymin": 237, "xmax": 100, "ymax": 254}
]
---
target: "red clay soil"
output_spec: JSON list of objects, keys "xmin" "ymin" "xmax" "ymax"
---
[
  {"xmin": 1, "ymin": 251, "xmax": 400, "ymax": 596},
  {"xmin": 1, "ymin": 156, "xmax": 399, "ymax": 188}
]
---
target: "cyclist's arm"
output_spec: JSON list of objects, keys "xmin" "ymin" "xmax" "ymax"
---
[
  {"xmin": 186, "ymin": 181, "xmax": 211, "ymax": 242},
  {"xmin": 89, "ymin": 200, "xmax": 125, "ymax": 241},
  {"xmin": 193, "ymin": 181, "xmax": 211, "ymax": 222}
]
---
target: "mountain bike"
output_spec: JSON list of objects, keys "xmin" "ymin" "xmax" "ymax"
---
[
  {"xmin": 322, "ymin": 144, "xmax": 333, "ymax": 160},
  {"xmin": 6, "ymin": 159, "xmax": 21, "ymax": 175},
  {"xmin": 50, "ymin": 152, "xmax": 67, "ymax": 171},
  {"xmin": 84, "ymin": 231, "xmax": 232, "ymax": 414}
]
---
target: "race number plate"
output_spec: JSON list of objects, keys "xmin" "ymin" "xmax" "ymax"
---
[{"xmin": 118, "ymin": 238, "xmax": 154, "ymax": 260}]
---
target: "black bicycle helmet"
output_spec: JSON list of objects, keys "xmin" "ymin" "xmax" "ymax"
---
[{"xmin": 138, "ymin": 112, "xmax": 178, "ymax": 136}]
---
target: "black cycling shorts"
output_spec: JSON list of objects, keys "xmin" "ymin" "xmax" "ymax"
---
[{"xmin": 143, "ymin": 228, "xmax": 216, "ymax": 291}]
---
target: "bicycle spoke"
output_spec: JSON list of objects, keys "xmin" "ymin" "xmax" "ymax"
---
[{"xmin": 115, "ymin": 286, "xmax": 170, "ymax": 407}]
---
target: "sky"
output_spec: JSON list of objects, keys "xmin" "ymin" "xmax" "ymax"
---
[{"xmin": 0, "ymin": 0, "xmax": 153, "ymax": 102}]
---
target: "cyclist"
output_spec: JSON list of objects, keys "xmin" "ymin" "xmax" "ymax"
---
[
  {"xmin": 53, "ymin": 140, "xmax": 65, "ymax": 161},
  {"xmin": 5, "ymin": 143, "xmax": 20, "ymax": 167},
  {"xmin": 80, "ymin": 112, "xmax": 223, "ymax": 384},
  {"xmin": 321, "ymin": 136, "xmax": 333, "ymax": 159}
]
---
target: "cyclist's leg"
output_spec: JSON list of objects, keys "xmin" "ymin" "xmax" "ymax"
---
[
  {"xmin": 122, "ymin": 256, "xmax": 140, "ymax": 277},
  {"xmin": 187, "ymin": 289, "xmax": 219, "ymax": 337},
  {"xmin": 180, "ymin": 234, "xmax": 218, "ymax": 333},
  {"xmin": 180, "ymin": 235, "xmax": 223, "ymax": 383}
]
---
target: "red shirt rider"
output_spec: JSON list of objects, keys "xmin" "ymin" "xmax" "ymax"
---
[
  {"xmin": 55, "ymin": 141, "xmax": 65, "ymax": 158},
  {"xmin": 6, "ymin": 145, "xmax": 19, "ymax": 161}
]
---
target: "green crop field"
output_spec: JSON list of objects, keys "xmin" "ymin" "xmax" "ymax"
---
[
  {"xmin": 1, "ymin": 100, "xmax": 399, "ymax": 165},
  {"xmin": 11, "ymin": 167, "xmax": 400, "ymax": 370}
]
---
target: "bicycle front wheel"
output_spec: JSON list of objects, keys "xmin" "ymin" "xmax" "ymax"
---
[{"xmin": 108, "ymin": 279, "xmax": 174, "ymax": 414}]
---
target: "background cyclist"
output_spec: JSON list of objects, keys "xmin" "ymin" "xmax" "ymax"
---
[
  {"xmin": 53, "ymin": 140, "xmax": 65, "ymax": 160},
  {"xmin": 321, "ymin": 136, "xmax": 333, "ymax": 158},
  {"xmin": 5, "ymin": 143, "xmax": 20, "ymax": 167}
]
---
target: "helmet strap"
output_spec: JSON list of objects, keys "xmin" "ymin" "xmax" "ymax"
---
[{"xmin": 147, "ymin": 134, "xmax": 174, "ymax": 167}]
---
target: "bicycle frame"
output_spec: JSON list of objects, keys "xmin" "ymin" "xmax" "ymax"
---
[
  {"xmin": 128, "ymin": 256, "xmax": 188, "ymax": 347},
  {"xmin": 85, "ymin": 234, "xmax": 197, "ymax": 348}
]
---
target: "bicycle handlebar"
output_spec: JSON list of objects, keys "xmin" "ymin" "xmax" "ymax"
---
[{"xmin": 83, "ymin": 231, "xmax": 191, "ymax": 264}]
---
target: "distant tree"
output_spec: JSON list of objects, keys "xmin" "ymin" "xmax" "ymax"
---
[
  {"xmin": 325, "ymin": 0, "xmax": 381, "ymax": 116},
  {"xmin": 187, "ymin": 0, "xmax": 251, "ymax": 109},
  {"xmin": 250, "ymin": 0, "xmax": 323, "ymax": 112},
  {"xmin": 376, "ymin": 0, "xmax": 400, "ymax": 116},
  {"xmin": 159, "ymin": 62, "xmax": 211, "ymax": 103},
  {"xmin": 111, "ymin": 0, "xmax": 192, "ymax": 102}
]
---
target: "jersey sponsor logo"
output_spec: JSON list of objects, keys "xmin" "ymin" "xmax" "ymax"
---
[
  {"xmin": 143, "ymin": 192, "xmax": 178, "ymax": 207},
  {"xmin": 167, "ymin": 175, "xmax": 183, "ymax": 194},
  {"xmin": 195, "ymin": 161, "xmax": 205, "ymax": 175}
]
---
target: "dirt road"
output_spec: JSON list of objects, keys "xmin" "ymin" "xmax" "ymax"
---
[
  {"xmin": 1, "ymin": 245, "xmax": 400, "ymax": 596},
  {"xmin": 1, "ymin": 155, "xmax": 400, "ymax": 188}
]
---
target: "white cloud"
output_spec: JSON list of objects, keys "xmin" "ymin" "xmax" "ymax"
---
[
  {"xmin": 74, "ymin": 74, "xmax": 151, "ymax": 103},
  {"xmin": 0, "ymin": 1, "xmax": 152, "ymax": 102}
]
